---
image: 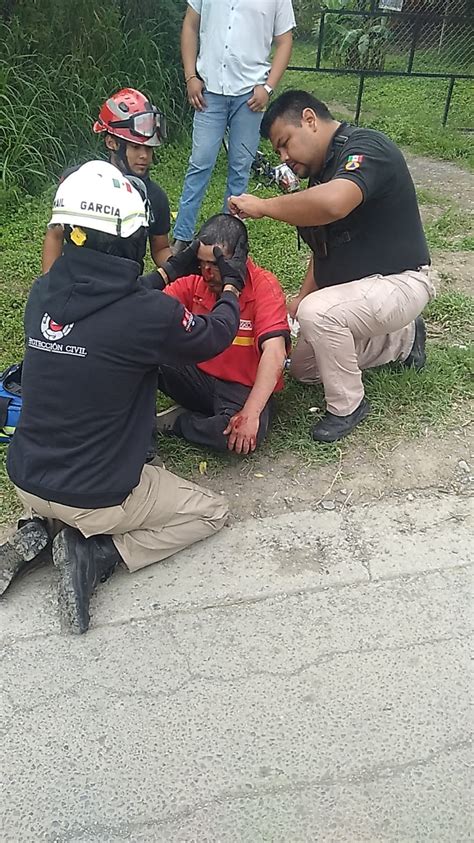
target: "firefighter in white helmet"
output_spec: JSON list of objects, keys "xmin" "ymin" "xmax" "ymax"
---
[{"xmin": 3, "ymin": 160, "xmax": 246, "ymax": 634}]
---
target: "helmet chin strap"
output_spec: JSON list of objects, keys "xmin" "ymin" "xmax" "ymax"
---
[
  {"xmin": 112, "ymin": 139, "xmax": 149, "ymax": 179},
  {"xmin": 114, "ymin": 139, "xmax": 130, "ymax": 171}
]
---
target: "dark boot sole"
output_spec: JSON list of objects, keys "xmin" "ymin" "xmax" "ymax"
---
[
  {"xmin": 312, "ymin": 401, "xmax": 371, "ymax": 443},
  {"xmin": 0, "ymin": 520, "xmax": 50, "ymax": 596},
  {"xmin": 52, "ymin": 531, "xmax": 89, "ymax": 635}
]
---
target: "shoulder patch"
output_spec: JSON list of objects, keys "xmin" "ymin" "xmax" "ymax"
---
[
  {"xmin": 181, "ymin": 307, "xmax": 196, "ymax": 332},
  {"xmin": 345, "ymin": 154, "xmax": 364, "ymax": 171}
]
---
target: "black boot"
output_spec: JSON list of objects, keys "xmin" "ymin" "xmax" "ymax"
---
[
  {"xmin": 403, "ymin": 316, "xmax": 426, "ymax": 371},
  {"xmin": 0, "ymin": 517, "xmax": 50, "ymax": 596},
  {"xmin": 312, "ymin": 398, "xmax": 370, "ymax": 443},
  {"xmin": 52, "ymin": 528, "xmax": 121, "ymax": 634}
]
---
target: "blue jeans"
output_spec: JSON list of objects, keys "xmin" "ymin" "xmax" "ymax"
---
[{"xmin": 173, "ymin": 91, "xmax": 263, "ymax": 241}]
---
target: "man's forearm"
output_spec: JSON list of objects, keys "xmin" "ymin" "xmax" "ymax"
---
[
  {"xmin": 243, "ymin": 343, "xmax": 286, "ymax": 416},
  {"xmin": 262, "ymin": 186, "xmax": 339, "ymax": 227},
  {"xmin": 255, "ymin": 180, "xmax": 362, "ymax": 227},
  {"xmin": 266, "ymin": 31, "xmax": 293, "ymax": 90},
  {"xmin": 299, "ymin": 257, "xmax": 317, "ymax": 298},
  {"xmin": 181, "ymin": 14, "xmax": 199, "ymax": 79},
  {"xmin": 42, "ymin": 228, "xmax": 63, "ymax": 274}
]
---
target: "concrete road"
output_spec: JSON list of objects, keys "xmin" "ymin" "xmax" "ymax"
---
[{"xmin": 1, "ymin": 491, "xmax": 472, "ymax": 842}]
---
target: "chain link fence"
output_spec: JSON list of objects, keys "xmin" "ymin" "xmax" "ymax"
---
[{"xmin": 291, "ymin": 0, "xmax": 473, "ymax": 125}]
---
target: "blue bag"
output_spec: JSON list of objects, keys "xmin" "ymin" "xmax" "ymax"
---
[{"xmin": 0, "ymin": 363, "xmax": 22, "ymax": 443}]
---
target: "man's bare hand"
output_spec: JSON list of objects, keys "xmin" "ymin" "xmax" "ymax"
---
[
  {"xmin": 224, "ymin": 411, "xmax": 259, "ymax": 454},
  {"xmin": 228, "ymin": 193, "xmax": 266, "ymax": 220},
  {"xmin": 247, "ymin": 85, "xmax": 269, "ymax": 112},
  {"xmin": 187, "ymin": 77, "xmax": 206, "ymax": 111},
  {"xmin": 287, "ymin": 294, "xmax": 304, "ymax": 320}
]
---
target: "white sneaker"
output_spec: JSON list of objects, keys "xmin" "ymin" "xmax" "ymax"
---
[{"xmin": 155, "ymin": 404, "xmax": 186, "ymax": 433}]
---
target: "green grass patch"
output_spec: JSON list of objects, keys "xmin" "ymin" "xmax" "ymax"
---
[
  {"xmin": 424, "ymin": 206, "xmax": 474, "ymax": 251},
  {"xmin": 426, "ymin": 291, "xmax": 474, "ymax": 337},
  {"xmin": 415, "ymin": 189, "xmax": 474, "ymax": 252}
]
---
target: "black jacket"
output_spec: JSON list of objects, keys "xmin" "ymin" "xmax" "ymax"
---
[{"xmin": 7, "ymin": 245, "xmax": 239, "ymax": 507}]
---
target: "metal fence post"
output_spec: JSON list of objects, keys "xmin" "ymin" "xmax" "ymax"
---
[
  {"xmin": 442, "ymin": 76, "xmax": 456, "ymax": 126},
  {"xmin": 316, "ymin": 13, "xmax": 325, "ymax": 70},
  {"xmin": 355, "ymin": 75, "xmax": 365, "ymax": 124}
]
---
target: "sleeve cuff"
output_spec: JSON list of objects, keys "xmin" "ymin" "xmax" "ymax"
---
[{"xmin": 258, "ymin": 329, "xmax": 291, "ymax": 353}]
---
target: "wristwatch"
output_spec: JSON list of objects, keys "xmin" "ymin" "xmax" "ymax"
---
[{"xmin": 263, "ymin": 83, "xmax": 274, "ymax": 97}]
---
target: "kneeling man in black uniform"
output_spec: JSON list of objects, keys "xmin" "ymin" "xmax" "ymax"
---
[
  {"xmin": 1, "ymin": 161, "xmax": 245, "ymax": 633},
  {"xmin": 229, "ymin": 89, "xmax": 435, "ymax": 443}
]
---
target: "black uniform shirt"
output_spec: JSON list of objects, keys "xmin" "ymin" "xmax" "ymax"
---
[
  {"xmin": 141, "ymin": 176, "xmax": 171, "ymax": 237},
  {"xmin": 298, "ymin": 125, "xmax": 430, "ymax": 288}
]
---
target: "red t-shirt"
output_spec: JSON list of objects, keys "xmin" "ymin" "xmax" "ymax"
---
[{"xmin": 163, "ymin": 259, "xmax": 290, "ymax": 390}]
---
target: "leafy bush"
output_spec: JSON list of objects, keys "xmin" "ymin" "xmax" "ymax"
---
[
  {"xmin": 312, "ymin": 0, "xmax": 392, "ymax": 70},
  {"xmin": 0, "ymin": 0, "xmax": 188, "ymax": 194},
  {"xmin": 292, "ymin": 0, "xmax": 319, "ymax": 39},
  {"xmin": 336, "ymin": 17, "xmax": 392, "ymax": 70}
]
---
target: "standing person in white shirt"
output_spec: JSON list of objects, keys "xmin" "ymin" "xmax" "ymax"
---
[{"xmin": 172, "ymin": 0, "xmax": 295, "ymax": 252}]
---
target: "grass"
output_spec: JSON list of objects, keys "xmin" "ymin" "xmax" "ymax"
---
[
  {"xmin": 426, "ymin": 291, "xmax": 474, "ymax": 336},
  {"xmin": 1, "ymin": 131, "xmax": 473, "ymax": 524},
  {"xmin": 1, "ymin": 3, "xmax": 188, "ymax": 195}
]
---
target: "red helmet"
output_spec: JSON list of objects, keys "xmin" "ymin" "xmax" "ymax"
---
[{"xmin": 93, "ymin": 88, "xmax": 166, "ymax": 147}]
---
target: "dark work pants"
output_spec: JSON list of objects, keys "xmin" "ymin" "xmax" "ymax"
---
[{"xmin": 157, "ymin": 364, "xmax": 272, "ymax": 452}]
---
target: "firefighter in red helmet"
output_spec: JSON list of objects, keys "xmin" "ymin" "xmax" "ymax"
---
[{"xmin": 42, "ymin": 88, "xmax": 172, "ymax": 273}]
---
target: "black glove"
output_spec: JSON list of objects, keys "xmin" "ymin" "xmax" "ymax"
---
[
  {"xmin": 161, "ymin": 239, "xmax": 200, "ymax": 283},
  {"xmin": 213, "ymin": 236, "xmax": 247, "ymax": 293}
]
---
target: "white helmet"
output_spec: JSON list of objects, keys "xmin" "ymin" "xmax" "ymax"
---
[{"xmin": 48, "ymin": 160, "xmax": 148, "ymax": 238}]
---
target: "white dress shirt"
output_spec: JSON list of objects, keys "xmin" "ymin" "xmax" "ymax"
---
[{"xmin": 188, "ymin": 0, "xmax": 296, "ymax": 96}]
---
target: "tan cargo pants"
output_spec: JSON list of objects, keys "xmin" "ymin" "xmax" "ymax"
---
[
  {"xmin": 290, "ymin": 267, "xmax": 435, "ymax": 416},
  {"xmin": 14, "ymin": 465, "xmax": 228, "ymax": 573}
]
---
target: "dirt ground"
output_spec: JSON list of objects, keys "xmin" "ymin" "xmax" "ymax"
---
[
  {"xmin": 198, "ymin": 428, "xmax": 473, "ymax": 522},
  {"xmin": 432, "ymin": 249, "xmax": 474, "ymax": 296},
  {"xmin": 404, "ymin": 152, "xmax": 474, "ymax": 211}
]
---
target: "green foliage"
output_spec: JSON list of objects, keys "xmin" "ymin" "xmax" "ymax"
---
[
  {"xmin": 336, "ymin": 18, "xmax": 392, "ymax": 70},
  {"xmin": 425, "ymin": 291, "xmax": 474, "ymax": 334},
  {"xmin": 0, "ymin": 0, "xmax": 189, "ymax": 194},
  {"xmin": 312, "ymin": 1, "xmax": 392, "ymax": 70},
  {"xmin": 292, "ymin": 0, "xmax": 320, "ymax": 39}
]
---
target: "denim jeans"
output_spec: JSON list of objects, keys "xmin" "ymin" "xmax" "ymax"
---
[{"xmin": 173, "ymin": 91, "xmax": 263, "ymax": 241}]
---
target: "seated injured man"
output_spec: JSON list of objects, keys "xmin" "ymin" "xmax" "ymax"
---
[{"xmin": 156, "ymin": 214, "xmax": 290, "ymax": 455}]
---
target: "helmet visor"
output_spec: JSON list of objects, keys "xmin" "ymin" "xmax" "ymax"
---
[{"xmin": 109, "ymin": 109, "xmax": 167, "ymax": 144}]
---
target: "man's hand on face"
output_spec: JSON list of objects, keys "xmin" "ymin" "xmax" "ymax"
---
[
  {"xmin": 247, "ymin": 84, "xmax": 269, "ymax": 112},
  {"xmin": 187, "ymin": 77, "xmax": 207, "ymax": 111},
  {"xmin": 228, "ymin": 194, "xmax": 266, "ymax": 220},
  {"xmin": 224, "ymin": 411, "xmax": 259, "ymax": 454},
  {"xmin": 161, "ymin": 240, "xmax": 200, "ymax": 283},
  {"xmin": 213, "ymin": 236, "xmax": 248, "ymax": 294}
]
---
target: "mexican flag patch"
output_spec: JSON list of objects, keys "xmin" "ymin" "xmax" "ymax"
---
[{"xmin": 345, "ymin": 154, "xmax": 364, "ymax": 171}]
